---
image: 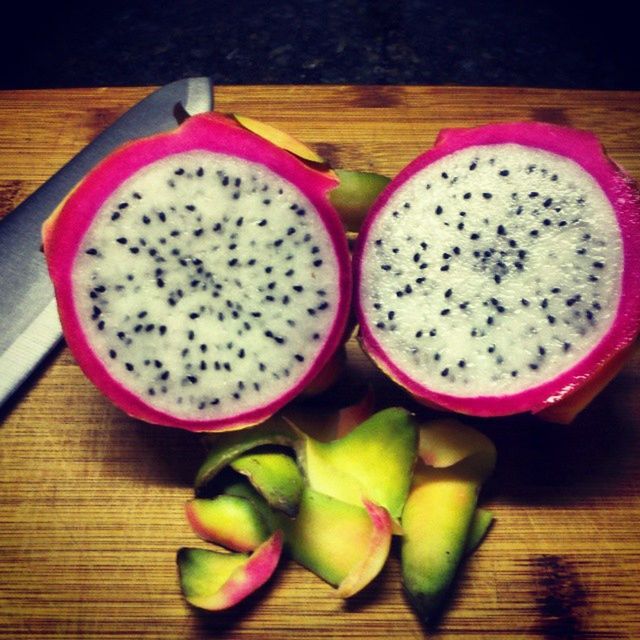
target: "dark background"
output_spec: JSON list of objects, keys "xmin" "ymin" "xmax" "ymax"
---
[{"xmin": 1, "ymin": 0, "xmax": 638, "ymax": 90}]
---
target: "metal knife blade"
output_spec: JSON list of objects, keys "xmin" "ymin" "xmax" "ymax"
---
[{"xmin": 0, "ymin": 77, "xmax": 213, "ymax": 407}]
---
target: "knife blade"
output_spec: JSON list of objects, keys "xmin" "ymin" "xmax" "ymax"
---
[{"xmin": 0, "ymin": 77, "xmax": 213, "ymax": 407}]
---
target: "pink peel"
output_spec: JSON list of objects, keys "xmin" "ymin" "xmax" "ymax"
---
[
  {"xmin": 336, "ymin": 499, "xmax": 393, "ymax": 598},
  {"xmin": 178, "ymin": 530, "xmax": 283, "ymax": 611}
]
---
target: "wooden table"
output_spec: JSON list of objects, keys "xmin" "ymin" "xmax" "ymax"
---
[{"xmin": 1, "ymin": 85, "xmax": 639, "ymax": 639}]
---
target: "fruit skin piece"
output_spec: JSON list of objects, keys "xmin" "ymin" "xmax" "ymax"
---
[
  {"xmin": 185, "ymin": 495, "xmax": 272, "ymax": 552},
  {"xmin": 299, "ymin": 407, "xmax": 418, "ymax": 522},
  {"xmin": 195, "ymin": 416, "xmax": 301, "ymax": 492},
  {"xmin": 277, "ymin": 486, "xmax": 393, "ymax": 597},
  {"xmin": 177, "ymin": 530, "xmax": 283, "ymax": 611},
  {"xmin": 43, "ymin": 111, "xmax": 352, "ymax": 432},
  {"xmin": 330, "ymin": 169, "xmax": 391, "ymax": 232},
  {"xmin": 353, "ymin": 121, "xmax": 640, "ymax": 420},
  {"xmin": 401, "ymin": 419, "xmax": 496, "ymax": 623},
  {"xmin": 230, "ymin": 450, "xmax": 304, "ymax": 516}
]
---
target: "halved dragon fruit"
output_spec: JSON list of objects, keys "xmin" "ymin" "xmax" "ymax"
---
[
  {"xmin": 354, "ymin": 122, "xmax": 640, "ymax": 419},
  {"xmin": 43, "ymin": 113, "xmax": 351, "ymax": 431}
]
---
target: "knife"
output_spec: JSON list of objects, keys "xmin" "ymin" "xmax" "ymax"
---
[{"xmin": 0, "ymin": 77, "xmax": 213, "ymax": 408}]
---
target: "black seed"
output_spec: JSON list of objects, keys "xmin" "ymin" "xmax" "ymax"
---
[
  {"xmin": 487, "ymin": 316, "xmax": 494, "ymax": 325},
  {"xmin": 444, "ymin": 288, "xmax": 453, "ymax": 298},
  {"xmin": 563, "ymin": 341, "xmax": 572, "ymax": 351},
  {"xmin": 529, "ymin": 229, "xmax": 539, "ymax": 237},
  {"xmin": 318, "ymin": 301, "xmax": 329, "ymax": 311},
  {"xmin": 458, "ymin": 360, "xmax": 466, "ymax": 368},
  {"xmin": 200, "ymin": 361, "xmax": 207, "ymax": 371},
  {"xmin": 293, "ymin": 285, "xmax": 304, "ymax": 293},
  {"xmin": 187, "ymin": 375, "xmax": 198, "ymax": 384},
  {"xmin": 125, "ymin": 362, "xmax": 134, "ymax": 372},
  {"xmin": 470, "ymin": 233, "xmax": 480, "ymax": 240},
  {"xmin": 541, "ymin": 298, "xmax": 549, "ymax": 309},
  {"xmin": 313, "ymin": 259, "xmax": 323, "ymax": 267},
  {"xmin": 228, "ymin": 258, "xmax": 238, "ymax": 267},
  {"xmin": 441, "ymin": 368, "xmax": 449, "ymax": 377},
  {"xmin": 158, "ymin": 212, "xmax": 166, "ymax": 222},
  {"xmin": 109, "ymin": 349, "xmax": 117, "ymax": 359},
  {"xmin": 482, "ymin": 192, "xmax": 492, "ymax": 199},
  {"xmin": 470, "ymin": 162, "xmax": 477, "ymax": 170},
  {"xmin": 287, "ymin": 227, "xmax": 296, "ymax": 236},
  {"xmin": 499, "ymin": 169, "xmax": 509, "ymax": 176},
  {"xmin": 145, "ymin": 324, "xmax": 155, "ymax": 332},
  {"xmin": 161, "ymin": 371, "xmax": 170, "ymax": 381},
  {"xmin": 494, "ymin": 275, "xmax": 502, "ymax": 284},
  {"xmin": 258, "ymin": 219, "xmax": 268, "ymax": 227},
  {"xmin": 529, "ymin": 191, "xmax": 539, "ymax": 198},
  {"xmin": 497, "ymin": 224, "xmax": 506, "ymax": 235},
  {"xmin": 529, "ymin": 363, "xmax": 539, "ymax": 370},
  {"xmin": 435, "ymin": 205, "xmax": 443, "ymax": 215},
  {"xmin": 543, "ymin": 198, "xmax": 553, "ymax": 208},
  {"xmin": 156, "ymin": 278, "xmax": 165, "ymax": 288},
  {"xmin": 487, "ymin": 345, "xmax": 496, "ymax": 353},
  {"xmin": 440, "ymin": 265, "xmax": 450, "ymax": 272},
  {"xmin": 116, "ymin": 237, "xmax": 128, "ymax": 245},
  {"xmin": 111, "ymin": 211, "xmax": 121, "ymax": 221},
  {"xmin": 440, "ymin": 308, "xmax": 450, "ymax": 316},
  {"xmin": 547, "ymin": 315, "xmax": 556, "ymax": 324},
  {"xmin": 592, "ymin": 261, "xmax": 605, "ymax": 269},
  {"xmin": 434, "ymin": 353, "xmax": 441, "ymax": 361},
  {"xmin": 85, "ymin": 248, "xmax": 98, "ymax": 255},
  {"xmin": 416, "ymin": 277, "xmax": 426, "ymax": 284},
  {"xmin": 415, "ymin": 330, "xmax": 423, "ymax": 338},
  {"xmin": 381, "ymin": 264, "xmax": 392, "ymax": 271},
  {"xmin": 543, "ymin": 218, "xmax": 552, "ymax": 226}
]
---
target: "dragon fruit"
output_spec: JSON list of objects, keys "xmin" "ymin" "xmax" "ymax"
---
[
  {"xmin": 353, "ymin": 122, "xmax": 640, "ymax": 419},
  {"xmin": 43, "ymin": 112, "xmax": 351, "ymax": 431}
]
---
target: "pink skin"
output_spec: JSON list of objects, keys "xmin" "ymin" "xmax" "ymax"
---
[
  {"xmin": 354, "ymin": 122, "xmax": 640, "ymax": 417},
  {"xmin": 336, "ymin": 499, "xmax": 393, "ymax": 598},
  {"xmin": 214, "ymin": 531, "xmax": 283, "ymax": 609},
  {"xmin": 191, "ymin": 530, "xmax": 283, "ymax": 611},
  {"xmin": 44, "ymin": 113, "xmax": 352, "ymax": 431}
]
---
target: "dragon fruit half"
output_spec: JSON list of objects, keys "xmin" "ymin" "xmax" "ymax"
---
[
  {"xmin": 43, "ymin": 113, "xmax": 351, "ymax": 431},
  {"xmin": 353, "ymin": 122, "xmax": 640, "ymax": 420}
]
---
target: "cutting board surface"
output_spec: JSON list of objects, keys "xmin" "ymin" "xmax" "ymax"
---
[{"xmin": 1, "ymin": 85, "xmax": 640, "ymax": 639}]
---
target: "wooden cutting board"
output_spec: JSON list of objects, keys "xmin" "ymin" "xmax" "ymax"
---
[{"xmin": 1, "ymin": 85, "xmax": 639, "ymax": 639}]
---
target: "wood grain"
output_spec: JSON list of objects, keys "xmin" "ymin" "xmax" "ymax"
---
[{"xmin": 1, "ymin": 85, "xmax": 640, "ymax": 639}]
